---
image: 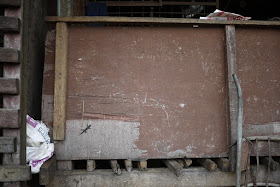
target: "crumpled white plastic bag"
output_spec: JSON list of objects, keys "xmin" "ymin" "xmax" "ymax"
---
[{"xmin": 26, "ymin": 115, "xmax": 54, "ymax": 173}]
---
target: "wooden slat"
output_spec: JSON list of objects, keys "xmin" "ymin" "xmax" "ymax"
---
[
  {"xmin": 0, "ymin": 48, "xmax": 19, "ymax": 63},
  {"xmin": 0, "ymin": 16, "xmax": 20, "ymax": 32},
  {"xmin": 0, "ymin": 78, "xmax": 19, "ymax": 94},
  {"xmin": 86, "ymin": 160, "xmax": 96, "ymax": 172},
  {"xmin": 213, "ymin": 158, "xmax": 230, "ymax": 172},
  {"xmin": 53, "ymin": 22, "xmax": 68, "ymax": 140},
  {"xmin": 45, "ymin": 16, "xmax": 280, "ymax": 27},
  {"xmin": 198, "ymin": 159, "xmax": 217, "ymax": 171},
  {"xmin": 0, "ymin": 165, "xmax": 31, "ymax": 182},
  {"xmin": 0, "ymin": 137, "xmax": 16, "ymax": 153},
  {"xmin": 162, "ymin": 160, "xmax": 183, "ymax": 177},
  {"xmin": 124, "ymin": 160, "xmax": 132, "ymax": 172},
  {"xmin": 138, "ymin": 160, "xmax": 147, "ymax": 171},
  {"xmin": 177, "ymin": 158, "xmax": 192, "ymax": 168},
  {"xmin": 0, "ymin": 0, "xmax": 21, "ymax": 7},
  {"xmin": 39, "ymin": 156, "xmax": 57, "ymax": 185},
  {"xmin": 0, "ymin": 109, "xmax": 20, "ymax": 128},
  {"xmin": 225, "ymin": 25, "xmax": 238, "ymax": 171},
  {"xmin": 110, "ymin": 160, "xmax": 121, "ymax": 175}
]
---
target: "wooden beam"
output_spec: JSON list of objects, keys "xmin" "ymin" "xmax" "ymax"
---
[
  {"xmin": 45, "ymin": 16, "xmax": 280, "ymax": 27},
  {"xmin": 260, "ymin": 157, "xmax": 280, "ymax": 171},
  {"xmin": 162, "ymin": 160, "xmax": 183, "ymax": 177},
  {"xmin": 87, "ymin": 160, "xmax": 96, "ymax": 172},
  {"xmin": 59, "ymin": 0, "xmax": 73, "ymax": 16},
  {"xmin": 0, "ymin": 0, "xmax": 21, "ymax": 7},
  {"xmin": 94, "ymin": 1, "xmax": 216, "ymax": 6},
  {"xmin": 53, "ymin": 22, "xmax": 68, "ymax": 140},
  {"xmin": 0, "ymin": 137, "xmax": 16, "ymax": 153},
  {"xmin": 0, "ymin": 48, "xmax": 19, "ymax": 63},
  {"xmin": 198, "ymin": 159, "xmax": 217, "ymax": 171},
  {"xmin": 0, "ymin": 16, "xmax": 20, "ymax": 32},
  {"xmin": 0, "ymin": 78, "xmax": 19, "ymax": 94},
  {"xmin": 110, "ymin": 160, "xmax": 121, "ymax": 175},
  {"xmin": 0, "ymin": 165, "xmax": 31, "ymax": 182},
  {"xmin": 225, "ymin": 25, "xmax": 238, "ymax": 171},
  {"xmin": 213, "ymin": 158, "xmax": 230, "ymax": 172},
  {"xmin": 138, "ymin": 160, "xmax": 147, "ymax": 171},
  {"xmin": 39, "ymin": 156, "xmax": 57, "ymax": 185},
  {"xmin": 0, "ymin": 109, "xmax": 20, "ymax": 128},
  {"xmin": 57, "ymin": 160, "xmax": 72, "ymax": 171},
  {"xmin": 163, "ymin": 1, "xmax": 217, "ymax": 6},
  {"xmin": 124, "ymin": 160, "xmax": 132, "ymax": 172}
]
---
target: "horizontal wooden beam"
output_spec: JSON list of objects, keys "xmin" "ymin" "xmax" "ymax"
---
[
  {"xmin": 39, "ymin": 156, "xmax": 57, "ymax": 185},
  {"xmin": 162, "ymin": 159, "xmax": 183, "ymax": 177},
  {"xmin": 0, "ymin": 16, "xmax": 20, "ymax": 32},
  {"xmin": 0, "ymin": 0, "xmax": 21, "ymax": 7},
  {"xmin": 163, "ymin": 1, "xmax": 217, "ymax": 6},
  {"xmin": 93, "ymin": 1, "xmax": 216, "ymax": 6},
  {"xmin": 0, "ymin": 165, "xmax": 31, "ymax": 182},
  {"xmin": 0, "ymin": 48, "xmax": 19, "ymax": 63},
  {"xmin": 0, "ymin": 109, "xmax": 20, "ymax": 128},
  {"xmin": 0, "ymin": 78, "xmax": 19, "ymax": 94},
  {"xmin": 45, "ymin": 16, "xmax": 280, "ymax": 27},
  {"xmin": 0, "ymin": 137, "xmax": 16, "ymax": 153}
]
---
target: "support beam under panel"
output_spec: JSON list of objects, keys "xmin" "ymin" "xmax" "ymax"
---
[
  {"xmin": 110, "ymin": 160, "xmax": 121, "ymax": 175},
  {"xmin": 198, "ymin": 159, "xmax": 217, "ymax": 171},
  {"xmin": 162, "ymin": 159, "xmax": 183, "ymax": 177},
  {"xmin": 124, "ymin": 160, "xmax": 132, "ymax": 172}
]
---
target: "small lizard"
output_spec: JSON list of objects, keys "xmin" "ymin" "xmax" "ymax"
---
[{"xmin": 80, "ymin": 124, "xmax": 92, "ymax": 135}]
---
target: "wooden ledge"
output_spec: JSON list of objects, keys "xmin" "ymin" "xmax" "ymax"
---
[{"xmin": 45, "ymin": 16, "xmax": 280, "ymax": 27}]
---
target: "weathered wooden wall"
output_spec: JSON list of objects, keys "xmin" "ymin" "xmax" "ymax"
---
[{"xmin": 42, "ymin": 24, "xmax": 280, "ymax": 161}]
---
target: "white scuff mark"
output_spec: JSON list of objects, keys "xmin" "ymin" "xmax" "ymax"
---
[
  {"xmin": 253, "ymin": 95, "xmax": 258, "ymax": 102},
  {"xmin": 246, "ymin": 96, "xmax": 251, "ymax": 102},
  {"xmin": 137, "ymin": 53, "xmax": 145, "ymax": 59},
  {"xmin": 161, "ymin": 104, "xmax": 170, "ymax": 126},
  {"xmin": 167, "ymin": 150, "xmax": 187, "ymax": 157},
  {"xmin": 78, "ymin": 58, "xmax": 83, "ymax": 61},
  {"xmin": 206, "ymin": 144, "xmax": 215, "ymax": 148},
  {"xmin": 277, "ymin": 110, "xmax": 279, "ymax": 115},
  {"xmin": 90, "ymin": 75, "xmax": 104, "ymax": 81},
  {"xmin": 179, "ymin": 103, "xmax": 185, "ymax": 108}
]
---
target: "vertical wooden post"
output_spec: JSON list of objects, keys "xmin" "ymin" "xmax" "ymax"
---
[
  {"xmin": 53, "ymin": 22, "xmax": 68, "ymax": 140},
  {"xmin": 225, "ymin": 25, "xmax": 238, "ymax": 171}
]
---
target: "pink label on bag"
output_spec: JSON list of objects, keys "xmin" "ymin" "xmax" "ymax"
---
[{"xmin": 26, "ymin": 115, "xmax": 38, "ymax": 128}]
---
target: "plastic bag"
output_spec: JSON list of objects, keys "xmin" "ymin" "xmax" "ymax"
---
[
  {"xmin": 200, "ymin": 9, "xmax": 251, "ymax": 20},
  {"xmin": 26, "ymin": 115, "xmax": 54, "ymax": 173}
]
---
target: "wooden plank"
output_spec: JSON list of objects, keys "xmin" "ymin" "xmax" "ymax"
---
[
  {"xmin": 0, "ymin": 0, "xmax": 21, "ymax": 7},
  {"xmin": 39, "ymin": 156, "xmax": 57, "ymax": 185},
  {"xmin": 0, "ymin": 165, "xmax": 31, "ymax": 182},
  {"xmin": 0, "ymin": 137, "xmax": 16, "ymax": 153},
  {"xmin": 45, "ymin": 16, "xmax": 280, "ymax": 27},
  {"xmin": 213, "ymin": 158, "xmax": 230, "ymax": 172},
  {"xmin": 0, "ymin": 48, "xmax": 19, "ymax": 63},
  {"xmin": 94, "ymin": 1, "xmax": 219, "ymax": 6},
  {"xmin": 53, "ymin": 22, "xmax": 68, "ymax": 140},
  {"xmin": 86, "ymin": 160, "xmax": 96, "ymax": 172},
  {"xmin": 0, "ymin": 16, "xmax": 20, "ymax": 32},
  {"xmin": 124, "ymin": 160, "xmax": 132, "ymax": 172},
  {"xmin": 260, "ymin": 157, "xmax": 280, "ymax": 171},
  {"xmin": 110, "ymin": 160, "xmax": 121, "ymax": 175},
  {"xmin": 59, "ymin": 0, "xmax": 73, "ymax": 16},
  {"xmin": 0, "ymin": 78, "xmax": 19, "ymax": 94},
  {"xmin": 225, "ymin": 25, "xmax": 238, "ymax": 171},
  {"xmin": 0, "ymin": 109, "xmax": 20, "ymax": 128},
  {"xmin": 138, "ymin": 160, "xmax": 147, "ymax": 171},
  {"xmin": 57, "ymin": 160, "xmax": 72, "ymax": 171},
  {"xmin": 198, "ymin": 159, "xmax": 217, "ymax": 171},
  {"xmin": 162, "ymin": 160, "xmax": 183, "ymax": 177}
]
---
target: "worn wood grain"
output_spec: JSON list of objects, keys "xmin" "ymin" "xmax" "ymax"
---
[
  {"xmin": 39, "ymin": 156, "xmax": 57, "ymax": 185},
  {"xmin": 0, "ymin": 109, "xmax": 20, "ymax": 128},
  {"xmin": 0, "ymin": 78, "xmax": 19, "ymax": 94},
  {"xmin": 45, "ymin": 16, "xmax": 280, "ymax": 26},
  {"xmin": 162, "ymin": 159, "xmax": 183, "ymax": 177},
  {"xmin": 0, "ymin": 16, "xmax": 20, "ymax": 32},
  {"xmin": 0, "ymin": 0, "xmax": 21, "ymax": 7},
  {"xmin": 0, "ymin": 137, "xmax": 16, "ymax": 153},
  {"xmin": 0, "ymin": 165, "xmax": 31, "ymax": 182},
  {"xmin": 0, "ymin": 48, "xmax": 19, "ymax": 63},
  {"xmin": 53, "ymin": 22, "xmax": 68, "ymax": 140}
]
